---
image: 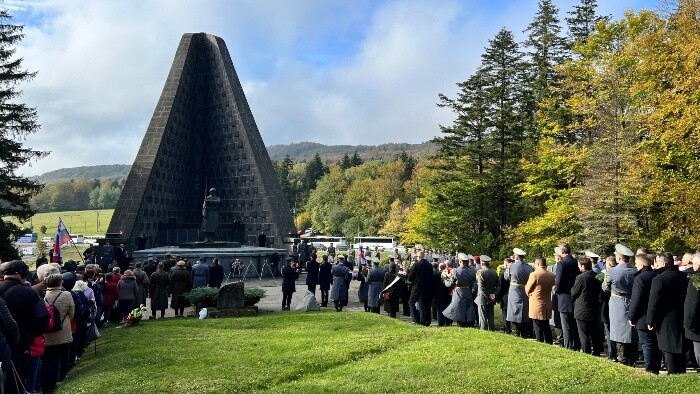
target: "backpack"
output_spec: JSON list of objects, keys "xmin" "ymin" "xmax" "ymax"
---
[{"xmin": 47, "ymin": 291, "xmax": 66, "ymax": 332}]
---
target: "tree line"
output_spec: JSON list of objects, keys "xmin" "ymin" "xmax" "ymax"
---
[{"xmin": 30, "ymin": 178, "xmax": 124, "ymax": 212}]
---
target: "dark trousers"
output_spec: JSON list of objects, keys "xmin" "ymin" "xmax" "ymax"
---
[
  {"xmin": 320, "ymin": 289, "xmax": 329, "ymax": 306},
  {"xmin": 576, "ymin": 319, "xmax": 602, "ymax": 356},
  {"xmin": 664, "ymin": 352, "xmax": 686, "ymax": 374},
  {"xmin": 282, "ymin": 292, "xmax": 293, "ymax": 309},
  {"xmin": 119, "ymin": 299, "xmax": 134, "ymax": 320},
  {"xmin": 6, "ymin": 350, "xmax": 29, "ymax": 394},
  {"xmin": 42, "ymin": 342, "xmax": 71, "ymax": 393},
  {"xmin": 637, "ymin": 328, "xmax": 662, "ymax": 373},
  {"xmin": 307, "ymin": 284, "xmax": 316, "ymax": 295},
  {"xmin": 616, "ymin": 342, "xmax": 638, "ymax": 366},
  {"xmin": 501, "ymin": 307, "xmax": 511, "ymax": 333},
  {"xmin": 409, "ymin": 300, "xmax": 420, "ymax": 323},
  {"xmin": 604, "ymin": 322, "xmax": 617, "ymax": 360},
  {"xmin": 533, "ymin": 319, "xmax": 552, "ymax": 343},
  {"xmin": 511, "ymin": 322, "xmax": 529, "ymax": 338},
  {"xmin": 333, "ymin": 300, "xmax": 344, "ymax": 311},
  {"xmin": 413, "ymin": 296, "xmax": 432, "ymax": 326},
  {"xmin": 370, "ymin": 307, "xmax": 380, "ymax": 314},
  {"xmin": 560, "ymin": 312, "xmax": 581, "ymax": 350}
]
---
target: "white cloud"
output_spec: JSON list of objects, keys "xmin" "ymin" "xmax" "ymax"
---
[{"xmin": 12, "ymin": 0, "xmax": 656, "ymax": 176}]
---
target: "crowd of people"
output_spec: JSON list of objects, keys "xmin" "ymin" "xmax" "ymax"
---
[
  {"xmin": 286, "ymin": 241, "xmax": 700, "ymax": 375},
  {"xmin": 0, "ymin": 250, "xmax": 234, "ymax": 393}
]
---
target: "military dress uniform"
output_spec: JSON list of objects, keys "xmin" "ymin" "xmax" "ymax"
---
[
  {"xmin": 606, "ymin": 251, "xmax": 638, "ymax": 365},
  {"xmin": 506, "ymin": 259, "xmax": 534, "ymax": 337}
]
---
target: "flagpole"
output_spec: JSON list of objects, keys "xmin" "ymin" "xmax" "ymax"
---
[{"xmin": 56, "ymin": 217, "xmax": 84, "ymax": 264}]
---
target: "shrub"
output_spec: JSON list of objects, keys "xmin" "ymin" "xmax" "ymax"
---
[{"xmin": 184, "ymin": 286, "xmax": 219, "ymax": 309}]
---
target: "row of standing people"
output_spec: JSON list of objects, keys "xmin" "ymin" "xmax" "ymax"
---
[{"xmin": 498, "ymin": 243, "xmax": 700, "ymax": 374}]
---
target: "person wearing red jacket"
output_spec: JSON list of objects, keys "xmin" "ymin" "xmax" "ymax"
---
[{"xmin": 98, "ymin": 274, "xmax": 120, "ymax": 327}]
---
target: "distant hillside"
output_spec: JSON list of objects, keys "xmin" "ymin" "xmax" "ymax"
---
[
  {"xmin": 267, "ymin": 141, "xmax": 436, "ymax": 162},
  {"xmin": 30, "ymin": 164, "xmax": 131, "ymax": 184},
  {"xmin": 29, "ymin": 142, "xmax": 436, "ymax": 183}
]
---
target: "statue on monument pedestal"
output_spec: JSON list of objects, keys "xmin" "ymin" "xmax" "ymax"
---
[{"xmin": 202, "ymin": 188, "xmax": 221, "ymax": 242}]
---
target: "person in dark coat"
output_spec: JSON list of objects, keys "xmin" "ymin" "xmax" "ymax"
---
[
  {"xmin": 684, "ymin": 253, "xmax": 700, "ymax": 367},
  {"xmin": 330, "ymin": 258, "xmax": 349, "ymax": 311},
  {"xmin": 383, "ymin": 263, "xmax": 400, "ymax": 318},
  {"xmin": 628, "ymin": 252, "xmax": 661, "ymax": 374},
  {"xmin": 281, "ymin": 257, "xmax": 300, "ymax": 310},
  {"xmin": 305, "ymin": 255, "xmax": 320, "ymax": 296},
  {"xmin": 555, "ymin": 244, "xmax": 581, "ymax": 351},
  {"xmin": 318, "ymin": 255, "xmax": 333, "ymax": 307},
  {"xmin": 0, "ymin": 296, "xmax": 18, "ymax": 390},
  {"xmin": 571, "ymin": 257, "xmax": 602, "ymax": 356},
  {"xmin": 269, "ymin": 251, "xmax": 280, "ymax": 276},
  {"xmin": 170, "ymin": 261, "xmax": 192, "ymax": 317},
  {"xmin": 366, "ymin": 258, "xmax": 385, "ymax": 314},
  {"xmin": 408, "ymin": 250, "xmax": 434, "ymax": 326},
  {"xmin": 149, "ymin": 263, "xmax": 170, "ymax": 319},
  {"xmin": 209, "ymin": 258, "xmax": 224, "ymax": 288},
  {"xmin": 0, "ymin": 260, "xmax": 50, "ymax": 394},
  {"xmin": 497, "ymin": 258, "xmax": 512, "ymax": 334},
  {"xmin": 117, "ymin": 270, "xmax": 138, "ymax": 322},
  {"xmin": 647, "ymin": 252, "xmax": 688, "ymax": 374}
]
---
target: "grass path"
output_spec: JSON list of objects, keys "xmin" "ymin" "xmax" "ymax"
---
[{"xmin": 58, "ymin": 312, "xmax": 696, "ymax": 393}]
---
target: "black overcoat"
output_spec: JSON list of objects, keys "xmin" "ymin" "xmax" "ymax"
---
[
  {"xmin": 647, "ymin": 266, "xmax": 688, "ymax": 353},
  {"xmin": 683, "ymin": 270, "xmax": 700, "ymax": 342},
  {"xmin": 571, "ymin": 270, "xmax": 601, "ymax": 322},
  {"xmin": 628, "ymin": 266, "xmax": 655, "ymax": 329}
]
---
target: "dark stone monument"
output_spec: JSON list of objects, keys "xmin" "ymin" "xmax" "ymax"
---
[
  {"xmin": 106, "ymin": 33, "xmax": 295, "ymax": 250},
  {"xmin": 217, "ymin": 281, "xmax": 245, "ymax": 309}
]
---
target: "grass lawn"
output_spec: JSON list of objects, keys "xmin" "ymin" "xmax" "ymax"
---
[
  {"xmin": 58, "ymin": 312, "xmax": 696, "ymax": 393},
  {"xmin": 6, "ymin": 209, "xmax": 114, "ymax": 236}
]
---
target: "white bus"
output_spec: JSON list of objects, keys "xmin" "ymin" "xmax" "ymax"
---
[
  {"xmin": 304, "ymin": 236, "xmax": 347, "ymax": 250},
  {"xmin": 352, "ymin": 236, "xmax": 396, "ymax": 251}
]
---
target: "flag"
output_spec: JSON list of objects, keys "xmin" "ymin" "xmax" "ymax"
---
[
  {"xmin": 359, "ymin": 245, "xmax": 366, "ymax": 266},
  {"xmin": 52, "ymin": 218, "xmax": 71, "ymax": 263}
]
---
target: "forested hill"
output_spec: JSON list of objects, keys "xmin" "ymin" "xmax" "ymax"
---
[
  {"xmin": 266, "ymin": 141, "xmax": 436, "ymax": 162},
  {"xmin": 30, "ymin": 164, "xmax": 132, "ymax": 184},
  {"xmin": 29, "ymin": 142, "xmax": 436, "ymax": 184}
]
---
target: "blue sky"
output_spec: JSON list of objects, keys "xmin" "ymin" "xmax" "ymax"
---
[{"xmin": 8, "ymin": 0, "xmax": 659, "ymax": 176}]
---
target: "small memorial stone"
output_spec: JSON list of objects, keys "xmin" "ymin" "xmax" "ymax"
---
[{"xmin": 218, "ymin": 282, "xmax": 245, "ymax": 309}]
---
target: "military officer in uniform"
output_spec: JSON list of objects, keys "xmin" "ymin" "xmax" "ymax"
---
[
  {"xmin": 606, "ymin": 243, "xmax": 638, "ymax": 366},
  {"xmin": 475, "ymin": 255, "xmax": 499, "ymax": 331},
  {"xmin": 366, "ymin": 257, "xmax": 385, "ymax": 313},
  {"xmin": 442, "ymin": 253, "xmax": 476, "ymax": 327},
  {"xmin": 505, "ymin": 248, "xmax": 534, "ymax": 337}
]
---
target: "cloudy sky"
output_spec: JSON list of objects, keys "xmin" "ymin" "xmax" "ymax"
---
[{"xmin": 9, "ymin": 0, "xmax": 656, "ymax": 176}]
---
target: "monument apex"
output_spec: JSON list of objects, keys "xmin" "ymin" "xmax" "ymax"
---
[{"xmin": 107, "ymin": 33, "xmax": 295, "ymax": 249}]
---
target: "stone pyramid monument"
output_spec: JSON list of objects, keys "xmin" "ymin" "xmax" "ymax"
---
[{"xmin": 107, "ymin": 33, "xmax": 295, "ymax": 249}]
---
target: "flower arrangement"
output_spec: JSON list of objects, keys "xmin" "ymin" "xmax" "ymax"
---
[
  {"xmin": 440, "ymin": 267, "xmax": 454, "ymax": 287},
  {"xmin": 125, "ymin": 304, "xmax": 147, "ymax": 326},
  {"xmin": 398, "ymin": 259, "xmax": 414, "ymax": 279}
]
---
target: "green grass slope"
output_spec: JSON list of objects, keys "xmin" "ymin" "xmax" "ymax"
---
[
  {"xmin": 59, "ymin": 312, "xmax": 695, "ymax": 394},
  {"xmin": 7, "ymin": 209, "xmax": 114, "ymax": 236}
]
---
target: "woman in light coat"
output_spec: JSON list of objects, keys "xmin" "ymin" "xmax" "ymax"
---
[{"xmin": 43, "ymin": 273, "xmax": 75, "ymax": 394}]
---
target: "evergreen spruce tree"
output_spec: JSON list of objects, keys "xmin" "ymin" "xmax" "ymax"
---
[
  {"xmin": 0, "ymin": 10, "xmax": 44, "ymax": 260},
  {"xmin": 304, "ymin": 153, "xmax": 328, "ymax": 190},
  {"xmin": 566, "ymin": 0, "xmax": 609, "ymax": 48},
  {"xmin": 339, "ymin": 153, "xmax": 351, "ymax": 170},
  {"xmin": 350, "ymin": 151, "xmax": 363, "ymax": 167},
  {"xmin": 480, "ymin": 29, "xmax": 529, "ymax": 237},
  {"xmin": 523, "ymin": 0, "xmax": 568, "ymax": 110}
]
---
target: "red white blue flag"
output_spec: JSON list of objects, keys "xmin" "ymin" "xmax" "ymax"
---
[{"xmin": 52, "ymin": 218, "xmax": 71, "ymax": 263}]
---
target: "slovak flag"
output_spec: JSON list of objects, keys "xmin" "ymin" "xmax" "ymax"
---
[{"xmin": 52, "ymin": 218, "xmax": 71, "ymax": 263}]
